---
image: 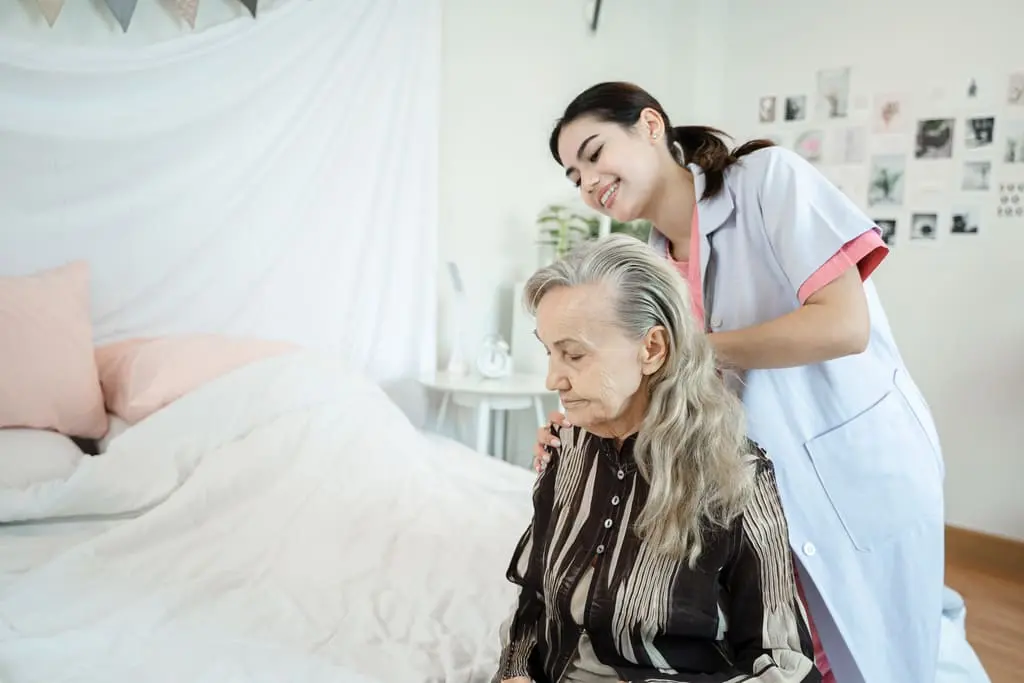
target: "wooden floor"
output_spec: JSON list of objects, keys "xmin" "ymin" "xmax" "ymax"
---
[{"xmin": 945, "ymin": 560, "xmax": 1024, "ymax": 683}]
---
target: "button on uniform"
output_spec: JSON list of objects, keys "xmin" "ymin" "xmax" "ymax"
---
[
  {"xmin": 611, "ymin": 495, "xmax": 620, "ymax": 505},
  {"xmin": 616, "ymin": 469, "xmax": 625, "ymax": 480},
  {"xmin": 596, "ymin": 544, "xmax": 605, "ymax": 554},
  {"xmin": 710, "ymin": 316, "xmax": 723, "ymax": 329},
  {"xmin": 802, "ymin": 541, "xmax": 816, "ymax": 557},
  {"xmin": 604, "ymin": 518, "xmax": 613, "ymax": 529}
]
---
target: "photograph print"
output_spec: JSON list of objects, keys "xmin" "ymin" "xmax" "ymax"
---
[
  {"xmin": 867, "ymin": 154, "xmax": 906, "ymax": 207},
  {"xmin": 816, "ymin": 67, "xmax": 851, "ymax": 120},
  {"xmin": 910, "ymin": 212, "xmax": 939, "ymax": 241},
  {"xmin": 1008, "ymin": 72, "xmax": 1024, "ymax": 106},
  {"xmin": 1002, "ymin": 119, "xmax": 1024, "ymax": 163},
  {"xmin": 965, "ymin": 116, "xmax": 995, "ymax": 149},
  {"xmin": 962, "ymin": 161, "xmax": 992, "ymax": 191},
  {"xmin": 874, "ymin": 218, "xmax": 897, "ymax": 246},
  {"xmin": 785, "ymin": 95, "xmax": 807, "ymax": 122},
  {"xmin": 759, "ymin": 96, "xmax": 777, "ymax": 123},
  {"xmin": 950, "ymin": 207, "xmax": 980, "ymax": 234},
  {"xmin": 915, "ymin": 118, "xmax": 955, "ymax": 159}
]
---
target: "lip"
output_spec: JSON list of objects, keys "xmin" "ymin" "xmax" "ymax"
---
[
  {"xmin": 561, "ymin": 398, "xmax": 587, "ymax": 406},
  {"xmin": 597, "ymin": 180, "xmax": 619, "ymax": 209}
]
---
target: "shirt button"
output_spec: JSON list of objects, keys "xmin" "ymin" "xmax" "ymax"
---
[
  {"xmin": 616, "ymin": 470, "xmax": 625, "ymax": 480},
  {"xmin": 604, "ymin": 519, "xmax": 613, "ymax": 529},
  {"xmin": 611, "ymin": 496, "xmax": 620, "ymax": 505},
  {"xmin": 596, "ymin": 545, "xmax": 605, "ymax": 554},
  {"xmin": 802, "ymin": 542, "xmax": 816, "ymax": 556},
  {"xmin": 711, "ymin": 316, "xmax": 723, "ymax": 329}
]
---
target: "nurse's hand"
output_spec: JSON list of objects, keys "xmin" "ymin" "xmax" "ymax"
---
[
  {"xmin": 533, "ymin": 411, "xmax": 570, "ymax": 473},
  {"xmin": 500, "ymin": 678, "xmax": 530, "ymax": 683}
]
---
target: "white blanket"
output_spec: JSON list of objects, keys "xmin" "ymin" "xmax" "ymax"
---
[{"xmin": 0, "ymin": 352, "xmax": 535, "ymax": 683}]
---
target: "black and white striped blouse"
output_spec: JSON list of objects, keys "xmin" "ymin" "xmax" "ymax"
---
[{"xmin": 493, "ymin": 426, "xmax": 821, "ymax": 683}]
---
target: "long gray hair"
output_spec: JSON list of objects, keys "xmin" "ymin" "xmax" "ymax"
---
[{"xmin": 523, "ymin": 234, "xmax": 753, "ymax": 566}]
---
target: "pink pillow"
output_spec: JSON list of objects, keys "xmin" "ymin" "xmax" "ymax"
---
[
  {"xmin": 96, "ymin": 334, "xmax": 298, "ymax": 424},
  {"xmin": 0, "ymin": 262, "xmax": 108, "ymax": 438}
]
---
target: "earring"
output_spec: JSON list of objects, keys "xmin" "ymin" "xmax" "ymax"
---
[{"xmin": 652, "ymin": 133, "xmax": 660, "ymax": 140}]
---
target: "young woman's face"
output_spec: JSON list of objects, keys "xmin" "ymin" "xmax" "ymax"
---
[{"xmin": 555, "ymin": 114, "xmax": 664, "ymax": 223}]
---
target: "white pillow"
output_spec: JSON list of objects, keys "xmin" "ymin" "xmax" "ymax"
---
[
  {"xmin": 98, "ymin": 414, "xmax": 131, "ymax": 453},
  {"xmin": 0, "ymin": 428, "xmax": 84, "ymax": 489}
]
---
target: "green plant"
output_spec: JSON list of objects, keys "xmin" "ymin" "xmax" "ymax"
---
[
  {"xmin": 537, "ymin": 204, "xmax": 599, "ymax": 260},
  {"xmin": 608, "ymin": 217, "xmax": 653, "ymax": 242},
  {"xmin": 537, "ymin": 203, "xmax": 655, "ymax": 261}
]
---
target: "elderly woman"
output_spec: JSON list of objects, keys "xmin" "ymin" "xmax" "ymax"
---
[{"xmin": 494, "ymin": 234, "xmax": 820, "ymax": 683}]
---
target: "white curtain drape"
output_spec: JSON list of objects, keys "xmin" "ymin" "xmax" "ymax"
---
[{"xmin": 0, "ymin": 0, "xmax": 439, "ymax": 388}]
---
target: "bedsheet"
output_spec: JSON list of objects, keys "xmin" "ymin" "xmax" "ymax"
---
[{"xmin": 0, "ymin": 351, "xmax": 535, "ymax": 683}]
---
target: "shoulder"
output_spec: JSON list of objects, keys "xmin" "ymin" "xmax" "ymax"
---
[
  {"xmin": 726, "ymin": 145, "xmax": 818, "ymax": 189},
  {"xmin": 739, "ymin": 439, "xmax": 783, "ymax": 500}
]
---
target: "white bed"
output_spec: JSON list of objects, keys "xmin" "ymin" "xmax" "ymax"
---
[{"xmin": 0, "ymin": 351, "xmax": 534, "ymax": 683}]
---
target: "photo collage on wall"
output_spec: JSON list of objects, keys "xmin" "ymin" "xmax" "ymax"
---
[{"xmin": 754, "ymin": 68, "xmax": 1024, "ymax": 247}]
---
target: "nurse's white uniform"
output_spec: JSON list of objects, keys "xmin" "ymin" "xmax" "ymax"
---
[{"xmin": 649, "ymin": 146, "xmax": 987, "ymax": 683}]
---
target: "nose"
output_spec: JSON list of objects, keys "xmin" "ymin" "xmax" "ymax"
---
[
  {"xmin": 581, "ymin": 173, "xmax": 601, "ymax": 194},
  {"xmin": 545, "ymin": 360, "xmax": 570, "ymax": 393}
]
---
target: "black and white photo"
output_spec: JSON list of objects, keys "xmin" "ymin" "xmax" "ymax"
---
[
  {"xmin": 759, "ymin": 96, "xmax": 776, "ymax": 123},
  {"xmin": 910, "ymin": 212, "xmax": 939, "ymax": 240},
  {"xmin": 784, "ymin": 95, "xmax": 806, "ymax": 121},
  {"xmin": 874, "ymin": 218, "xmax": 897, "ymax": 246},
  {"xmin": 965, "ymin": 116, "xmax": 995, "ymax": 148},
  {"xmin": 962, "ymin": 161, "xmax": 992, "ymax": 191},
  {"xmin": 915, "ymin": 118, "xmax": 955, "ymax": 159},
  {"xmin": 997, "ymin": 183, "xmax": 1022, "ymax": 218},
  {"xmin": 867, "ymin": 154, "xmax": 906, "ymax": 206},
  {"xmin": 950, "ymin": 207, "xmax": 980, "ymax": 234},
  {"xmin": 1002, "ymin": 120, "xmax": 1024, "ymax": 163},
  {"xmin": 816, "ymin": 67, "xmax": 851, "ymax": 119}
]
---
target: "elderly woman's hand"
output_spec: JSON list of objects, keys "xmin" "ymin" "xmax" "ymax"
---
[
  {"xmin": 533, "ymin": 411, "xmax": 570, "ymax": 472},
  {"xmin": 500, "ymin": 678, "xmax": 530, "ymax": 683}
]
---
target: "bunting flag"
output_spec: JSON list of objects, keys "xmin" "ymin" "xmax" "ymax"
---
[
  {"xmin": 32, "ymin": 0, "xmax": 271, "ymax": 31},
  {"xmin": 239, "ymin": 0, "xmax": 258, "ymax": 18},
  {"xmin": 174, "ymin": 0, "xmax": 199, "ymax": 28},
  {"xmin": 36, "ymin": 0, "xmax": 65, "ymax": 26},
  {"xmin": 103, "ymin": 0, "xmax": 139, "ymax": 32}
]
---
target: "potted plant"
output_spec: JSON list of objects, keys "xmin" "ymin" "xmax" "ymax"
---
[
  {"xmin": 536, "ymin": 204, "xmax": 599, "ymax": 263},
  {"xmin": 536, "ymin": 203, "xmax": 656, "ymax": 264}
]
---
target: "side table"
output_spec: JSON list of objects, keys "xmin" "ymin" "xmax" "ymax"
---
[{"xmin": 420, "ymin": 372, "xmax": 552, "ymax": 459}]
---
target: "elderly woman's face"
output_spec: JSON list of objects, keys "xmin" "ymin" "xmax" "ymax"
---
[{"xmin": 535, "ymin": 283, "xmax": 665, "ymax": 438}]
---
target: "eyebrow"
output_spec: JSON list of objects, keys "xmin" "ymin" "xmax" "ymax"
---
[
  {"xmin": 533, "ymin": 330, "xmax": 579, "ymax": 347},
  {"xmin": 564, "ymin": 134, "xmax": 599, "ymax": 179}
]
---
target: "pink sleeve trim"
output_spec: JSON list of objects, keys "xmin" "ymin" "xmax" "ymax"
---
[{"xmin": 796, "ymin": 229, "xmax": 889, "ymax": 304}]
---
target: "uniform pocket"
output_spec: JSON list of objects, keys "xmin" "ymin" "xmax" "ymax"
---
[{"xmin": 803, "ymin": 388, "xmax": 944, "ymax": 552}]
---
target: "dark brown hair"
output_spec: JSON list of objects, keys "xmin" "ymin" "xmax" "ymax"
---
[{"xmin": 549, "ymin": 82, "xmax": 775, "ymax": 201}]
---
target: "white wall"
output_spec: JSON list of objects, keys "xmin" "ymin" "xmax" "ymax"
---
[
  {"xmin": 438, "ymin": 0, "xmax": 698, "ymax": 361},
  {"xmin": 438, "ymin": 0, "xmax": 705, "ymax": 462},
  {"xmin": 706, "ymin": 0, "xmax": 1024, "ymax": 540}
]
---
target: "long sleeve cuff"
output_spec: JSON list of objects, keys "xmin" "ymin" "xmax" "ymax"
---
[{"xmin": 496, "ymin": 635, "xmax": 535, "ymax": 680}]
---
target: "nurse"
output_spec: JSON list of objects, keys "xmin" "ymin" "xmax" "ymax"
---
[{"xmin": 531, "ymin": 81, "xmax": 962, "ymax": 683}]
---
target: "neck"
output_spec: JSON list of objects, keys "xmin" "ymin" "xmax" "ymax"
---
[
  {"xmin": 647, "ymin": 163, "xmax": 697, "ymax": 259},
  {"xmin": 586, "ymin": 392, "xmax": 649, "ymax": 445}
]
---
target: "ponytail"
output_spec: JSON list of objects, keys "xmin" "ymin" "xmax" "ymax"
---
[{"xmin": 670, "ymin": 126, "xmax": 775, "ymax": 200}]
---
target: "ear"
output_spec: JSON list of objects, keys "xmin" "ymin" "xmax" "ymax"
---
[
  {"xmin": 637, "ymin": 108, "xmax": 666, "ymax": 143},
  {"xmin": 639, "ymin": 325, "xmax": 669, "ymax": 375}
]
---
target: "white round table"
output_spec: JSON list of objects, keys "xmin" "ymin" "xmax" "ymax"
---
[{"xmin": 420, "ymin": 371, "xmax": 553, "ymax": 459}]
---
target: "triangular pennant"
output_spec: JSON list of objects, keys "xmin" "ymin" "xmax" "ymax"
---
[
  {"xmin": 238, "ymin": 0, "xmax": 257, "ymax": 18},
  {"xmin": 103, "ymin": 0, "xmax": 139, "ymax": 33},
  {"xmin": 36, "ymin": 0, "xmax": 65, "ymax": 27},
  {"xmin": 174, "ymin": 0, "xmax": 199, "ymax": 28}
]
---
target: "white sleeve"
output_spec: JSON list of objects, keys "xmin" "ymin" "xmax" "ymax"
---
[{"xmin": 756, "ymin": 147, "xmax": 879, "ymax": 298}]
